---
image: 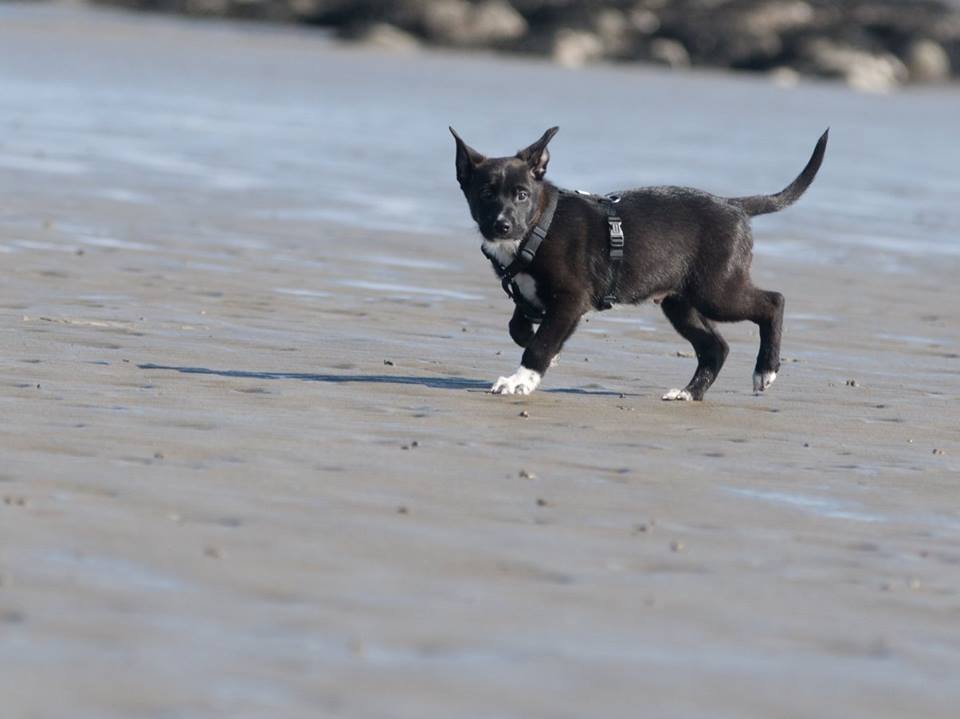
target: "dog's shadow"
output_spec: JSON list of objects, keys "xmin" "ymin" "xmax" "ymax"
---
[{"xmin": 138, "ymin": 364, "xmax": 631, "ymax": 396}]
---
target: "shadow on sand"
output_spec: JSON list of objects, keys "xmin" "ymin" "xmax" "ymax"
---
[{"xmin": 139, "ymin": 364, "xmax": 631, "ymax": 396}]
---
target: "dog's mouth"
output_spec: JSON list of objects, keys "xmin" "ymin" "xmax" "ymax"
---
[{"xmin": 481, "ymin": 228, "xmax": 524, "ymax": 243}]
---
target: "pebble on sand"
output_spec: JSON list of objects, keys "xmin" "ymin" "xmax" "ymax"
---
[
  {"xmin": 670, "ymin": 540, "xmax": 685, "ymax": 552},
  {"xmin": 383, "ymin": 359, "xmax": 395, "ymax": 366},
  {"xmin": 519, "ymin": 410, "xmax": 529, "ymax": 418},
  {"xmin": 518, "ymin": 469, "xmax": 536, "ymax": 479}
]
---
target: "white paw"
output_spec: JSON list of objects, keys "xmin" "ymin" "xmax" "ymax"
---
[
  {"xmin": 661, "ymin": 388, "xmax": 693, "ymax": 401},
  {"xmin": 753, "ymin": 371, "xmax": 777, "ymax": 393},
  {"xmin": 491, "ymin": 366, "xmax": 542, "ymax": 395}
]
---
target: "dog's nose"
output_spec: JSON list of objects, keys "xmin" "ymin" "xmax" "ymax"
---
[{"xmin": 494, "ymin": 219, "xmax": 512, "ymax": 236}]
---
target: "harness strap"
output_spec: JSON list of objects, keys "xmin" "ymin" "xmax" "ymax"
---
[
  {"xmin": 500, "ymin": 187, "xmax": 559, "ymax": 281},
  {"xmin": 600, "ymin": 194, "xmax": 624, "ymax": 309},
  {"xmin": 482, "ymin": 187, "xmax": 559, "ymax": 322}
]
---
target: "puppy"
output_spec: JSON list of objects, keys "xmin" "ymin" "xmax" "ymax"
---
[{"xmin": 450, "ymin": 126, "xmax": 827, "ymax": 400}]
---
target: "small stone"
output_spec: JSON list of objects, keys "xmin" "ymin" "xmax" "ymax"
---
[
  {"xmin": 396, "ymin": 506, "xmax": 409, "ymax": 515},
  {"xmin": 649, "ymin": 38, "xmax": 690, "ymax": 69},
  {"xmin": 552, "ymin": 29, "xmax": 604, "ymax": 68},
  {"xmin": 905, "ymin": 39, "xmax": 950, "ymax": 84},
  {"xmin": 203, "ymin": 546, "xmax": 221, "ymax": 559},
  {"xmin": 519, "ymin": 410, "xmax": 529, "ymax": 418},
  {"xmin": 383, "ymin": 359, "xmax": 395, "ymax": 366},
  {"xmin": 518, "ymin": 469, "xmax": 536, "ymax": 479},
  {"xmin": 349, "ymin": 22, "xmax": 420, "ymax": 54},
  {"xmin": 769, "ymin": 66, "xmax": 800, "ymax": 88},
  {"xmin": 670, "ymin": 540, "xmax": 685, "ymax": 552},
  {"xmin": 803, "ymin": 442, "xmax": 810, "ymax": 447},
  {"xmin": 153, "ymin": 452, "xmax": 164, "ymax": 460},
  {"xmin": 401, "ymin": 444, "xmax": 410, "ymax": 450},
  {"xmin": 536, "ymin": 497, "xmax": 550, "ymax": 507},
  {"xmin": 932, "ymin": 448, "xmax": 945, "ymax": 456},
  {"xmin": 411, "ymin": 440, "xmax": 419, "ymax": 448},
  {"xmin": 75, "ymin": 248, "xmax": 85, "ymax": 256},
  {"xmin": 633, "ymin": 522, "xmax": 652, "ymax": 534},
  {"xmin": 846, "ymin": 379, "xmax": 858, "ymax": 387}
]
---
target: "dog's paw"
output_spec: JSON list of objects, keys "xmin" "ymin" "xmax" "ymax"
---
[
  {"xmin": 753, "ymin": 371, "xmax": 777, "ymax": 393},
  {"xmin": 491, "ymin": 366, "xmax": 541, "ymax": 395},
  {"xmin": 661, "ymin": 388, "xmax": 693, "ymax": 401}
]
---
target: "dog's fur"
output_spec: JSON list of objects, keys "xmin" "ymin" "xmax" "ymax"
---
[{"xmin": 450, "ymin": 126, "xmax": 828, "ymax": 399}]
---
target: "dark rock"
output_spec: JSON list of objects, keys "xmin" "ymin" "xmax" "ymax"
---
[
  {"xmin": 421, "ymin": 0, "xmax": 527, "ymax": 47},
  {"xmin": 85, "ymin": 0, "xmax": 960, "ymax": 85},
  {"xmin": 796, "ymin": 36, "xmax": 908, "ymax": 91}
]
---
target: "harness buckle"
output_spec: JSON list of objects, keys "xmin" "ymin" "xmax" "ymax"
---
[{"xmin": 608, "ymin": 216, "xmax": 624, "ymax": 258}]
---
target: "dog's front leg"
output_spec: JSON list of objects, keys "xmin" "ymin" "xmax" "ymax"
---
[
  {"xmin": 492, "ymin": 296, "xmax": 584, "ymax": 395},
  {"xmin": 508, "ymin": 305, "xmax": 535, "ymax": 347}
]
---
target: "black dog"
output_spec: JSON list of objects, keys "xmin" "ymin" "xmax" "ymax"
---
[{"xmin": 450, "ymin": 126, "xmax": 827, "ymax": 400}]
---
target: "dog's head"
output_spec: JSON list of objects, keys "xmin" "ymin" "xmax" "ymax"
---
[{"xmin": 449, "ymin": 126, "xmax": 559, "ymax": 242}]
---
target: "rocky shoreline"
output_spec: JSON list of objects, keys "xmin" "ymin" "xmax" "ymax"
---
[{"xmin": 90, "ymin": 0, "xmax": 959, "ymax": 90}]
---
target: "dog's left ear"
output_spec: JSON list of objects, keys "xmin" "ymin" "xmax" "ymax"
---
[{"xmin": 517, "ymin": 126, "xmax": 559, "ymax": 181}]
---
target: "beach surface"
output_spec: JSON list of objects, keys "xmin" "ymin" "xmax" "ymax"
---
[{"xmin": 1, "ymin": 4, "xmax": 959, "ymax": 718}]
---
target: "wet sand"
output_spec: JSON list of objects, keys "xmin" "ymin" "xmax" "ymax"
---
[{"xmin": 1, "ymin": 5, "xmax": 959, "ymax": 718}]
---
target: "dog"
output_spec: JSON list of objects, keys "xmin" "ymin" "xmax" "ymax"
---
[{"xmin": 449, "ymin": 126, "xmax": 828, "ymax": 400}]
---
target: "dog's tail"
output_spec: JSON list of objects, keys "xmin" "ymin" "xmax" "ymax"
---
[{"xmin": 729, "ymin": 129, "xmax": 829, "ymax": 216}]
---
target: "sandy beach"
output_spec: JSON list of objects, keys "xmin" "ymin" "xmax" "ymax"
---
[{"xmin": 1, "ymin": 4, "xmax": 959, "ymax": 718}]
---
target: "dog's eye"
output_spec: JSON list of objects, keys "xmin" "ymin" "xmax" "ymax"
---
[{"xmin": 516, "ymin": 189, "xmax": 529, "ymax": 201}]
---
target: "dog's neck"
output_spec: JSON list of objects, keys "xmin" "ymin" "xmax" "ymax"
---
[{"xmin": 481, "ymin": 238, "xmax": 520, "ymax": 270}]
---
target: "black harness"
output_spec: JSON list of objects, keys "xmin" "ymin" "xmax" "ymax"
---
[{"xmin": 482, "ymin": 187, "xmax": 625, "ymax": 322}]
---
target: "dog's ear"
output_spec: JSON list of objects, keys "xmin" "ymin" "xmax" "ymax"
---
[
  {"xmin": 450, "ymin": 127, "xmax": 485, "ymax": 188},
  {"xmin": 517, "ymin": 126, "xmax": 559, "ymax": 181}
]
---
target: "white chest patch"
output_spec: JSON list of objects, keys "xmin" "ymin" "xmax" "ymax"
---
[
  {"xmin": 481, "ymin": 240, "xmax": 543, "ymax": 309},
  {"xmin": 481, "ymin": 239, "xmax": 519, "ymax": 268},
  {"xmin": 512, "ymin": 273, "xmax": 543, "ymax": 309}
]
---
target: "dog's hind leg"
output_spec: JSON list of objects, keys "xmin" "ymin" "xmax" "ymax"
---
[
  {"xmin": 660, "ymin": 295, "xmax": 729, "ymax": 401},
  {"xmin": 697, "ymin": 277, "xmax": 785, "ymax": 393}
]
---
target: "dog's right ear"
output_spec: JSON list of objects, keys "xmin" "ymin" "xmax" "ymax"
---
[{"xmin": 450, "ymin": 127, "xmax": 484, "ymax": 188}]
